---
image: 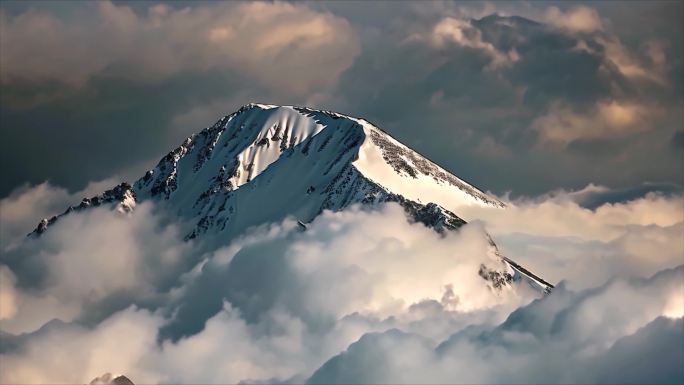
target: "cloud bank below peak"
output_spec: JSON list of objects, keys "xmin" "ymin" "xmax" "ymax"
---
[
  {"xmin": 0, "ymin": 178, "xmax": 682, "ymax": 383},
  {"xmin": 308, "ymin": 266, "xmax": 684, "ymax": 384}
]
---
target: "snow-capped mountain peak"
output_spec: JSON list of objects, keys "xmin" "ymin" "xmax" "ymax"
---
[{"xmin": 30, "ymin": 103, "xmax": 551, "ymax": 293}]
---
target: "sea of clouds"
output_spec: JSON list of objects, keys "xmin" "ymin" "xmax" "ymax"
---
[{"xmin": 0, "ymin": 182, "xmax": 682, "ymax": 384}]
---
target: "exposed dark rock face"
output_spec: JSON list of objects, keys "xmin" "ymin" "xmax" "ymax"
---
[
  {"xmin": 367, "ymin": 129, "xmax": 505, "ymax": 208},
  {"xmin": 395, "ymin": 200, "xmax": 466, "ymax": 232},
  {"xmin": 29, "ymin": 182, "xmax": 136, "ymax": 236},
  {"xmin": 479, "ymin": 264, "xmax": 514, "ymax": 290}
]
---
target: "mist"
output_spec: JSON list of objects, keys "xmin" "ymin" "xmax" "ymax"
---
[{"xmin": 0, "ymin": 182, "xmax": 682, "ymax": 384}]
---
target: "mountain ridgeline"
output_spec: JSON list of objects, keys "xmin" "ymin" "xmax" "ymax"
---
[{"xmin": 30, "ymin": 103, "xmax": 552, "ymax": 293}]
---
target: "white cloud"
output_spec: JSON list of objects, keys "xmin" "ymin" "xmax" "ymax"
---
[
  {"xmin": 429, "ymin": 17, "xmax": 519, "ymax": 69},
  {"xmin": 0, "ymin": 199, "xmax": 531, "ymax": 383},
  {"xmin": 459, "ymin": 187, "xmax": 684, "ymax": 289},
  {"xmin": 308, "ymin": 266, "xmax": 684, "ymax": 384},
  {"xmin": 548, "ymin": 7, "xmax": 669, "ymax": 87},
  {"xmin": 0, "ymin": 306, "xmax": 162, "ymax": 384},
  {"xmin": 571, "ymin": 34, "xmax": 669, "ymax": 85},
  {"xmin": 0, "ymin": 1, "xmax": 359, "ymax": 96},
  {"xmin": 544, "ymin": 6, "xmax": 603, "ymax": 33},
  {"xmin": 3, "ymin": 266, "xmax": 680, "ymax": 384},
  {"xmin": 0, "ymin": 266, "xmax": 18, "ymax": 320},
  {"xmin": 289, "ymin": 205, "xmax": 525, "ymax": 314},
  {"xmin": 0, "ymin": 181, "xmax": 682, "ymax": 383},
  {"xmin": 0, "ymin": 179, "xmax": 121, "ymax": 250},
  {"xmin": 463, "ymin": 187, "xmax": 683, "ymax": 241},
  {"xmin": 0, "ymin": 201, "xmax": 192, "ymax": 334},
  {"xmin": 532, "ymin": 100, "xmax": 660, "ymax": 145}
]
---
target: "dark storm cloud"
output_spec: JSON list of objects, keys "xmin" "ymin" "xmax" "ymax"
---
[
  {"xmin": 0, "ymin": 1, "xmax": 682, "ymax": 197},
  {"xmin": 486, "ymin": 20, "xmax": 614, "ymax": 108},
  {"xmin": 672, "ymin": 130, "xmax": 684, "ymax": 150},
  {"xmin": 319, "ymin": 3, "xmax": 683, "ymax": 194}
]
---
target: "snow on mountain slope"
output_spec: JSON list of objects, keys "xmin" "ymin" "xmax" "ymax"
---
[
  {"xmin": 29, "ymin": 103, "xmax": 551, "ymax": 293},
  {"xmin": 294, "ymin": 106, "xmax": 505, "ymax": 209},
  {"xmin": 131, "ymin": 104, "xmax": 502, "ymax": 237}
]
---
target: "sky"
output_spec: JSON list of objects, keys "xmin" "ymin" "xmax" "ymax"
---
[
  {"xmin": 0, "ymin": 0, "xmax": 682, "ymax": 198},
  {"xmin": 0, "ymin": 1, "xmax": 683, "ymax": 384}
]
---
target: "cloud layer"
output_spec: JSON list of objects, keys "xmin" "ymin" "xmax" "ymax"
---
[
  {"xmin": 0, "ymin": 2, "xmax": 358, "ymax": 95},
  {"xmin": 1, "ymin": 1, "xmax": 681, "ymax": 197},
  {"xmin": 459, "ymin": 186, "xmax": 684, "ymax": 289},
  {"xmin": 309, "ymin": 267, "xmax": 684, "ymax": 384},
  {"xmin": 0, "ymin": 181, "xmax": 682, "ymax": 384}
]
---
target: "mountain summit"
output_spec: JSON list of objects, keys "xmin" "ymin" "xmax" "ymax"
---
[{"xmin": 31, "ymin": 103, "xmax": 552, "ymax": 292}]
